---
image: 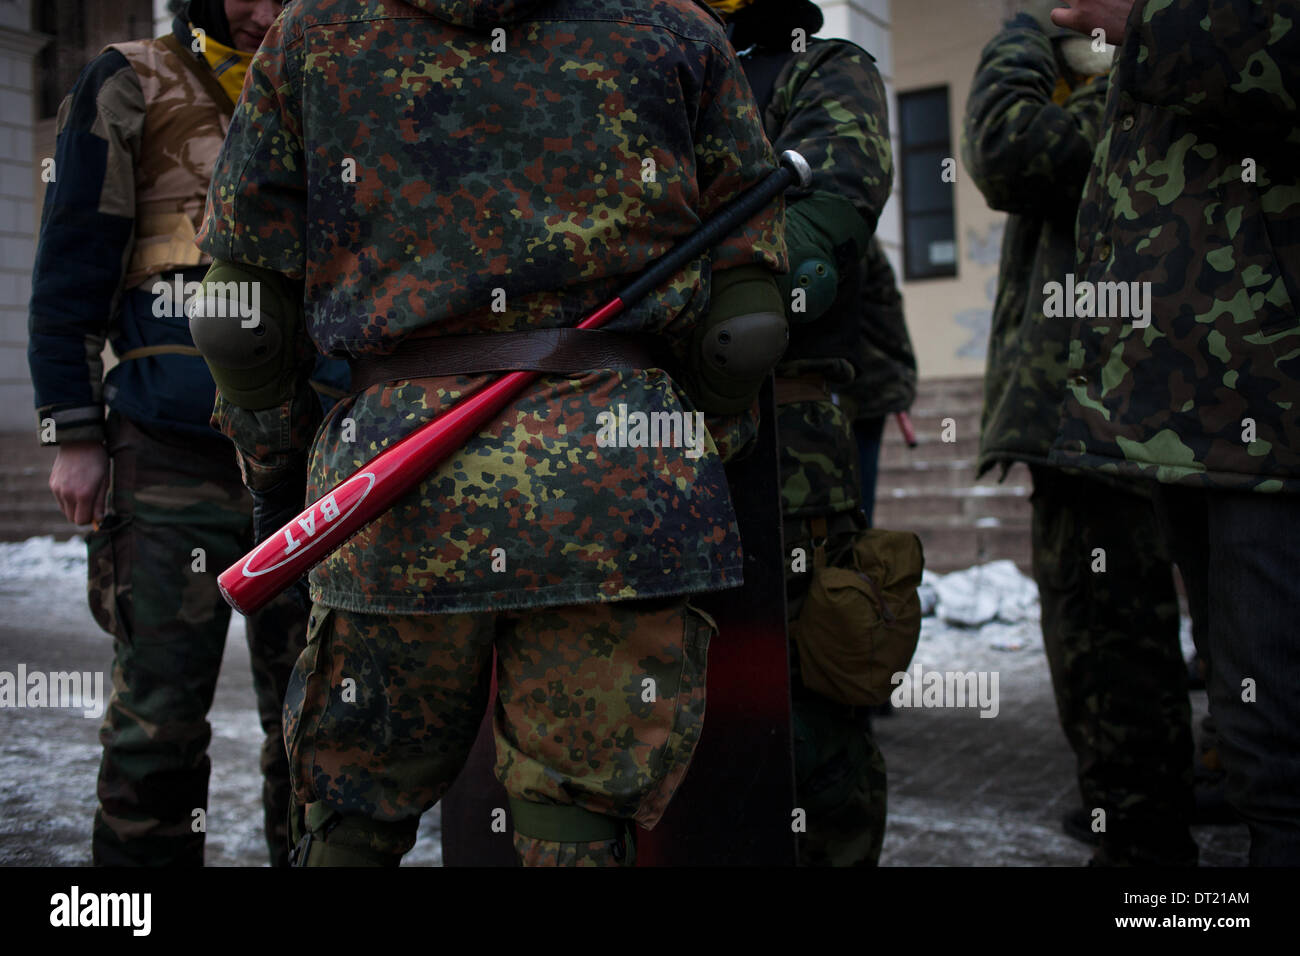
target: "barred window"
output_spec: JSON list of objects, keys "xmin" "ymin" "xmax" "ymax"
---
[{"xmin": 899, "ymin": 85, "xmax": 957, "ymax": 280}]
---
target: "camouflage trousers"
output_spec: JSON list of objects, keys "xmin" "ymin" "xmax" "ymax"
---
[
  {"xmin": 87, "ymin": 414, "xmax": 308, "ymax": 866},
  {"xmin": 1028, "ymin": 466, "xmax": 1196, "ymax": 866},
  {"xmin": 784, "ymin": 511, "xmax": 887, "ymax": 867},
  {"xmin": 283, "ymin": 596, "xmax": 714, "ymax": 866}
]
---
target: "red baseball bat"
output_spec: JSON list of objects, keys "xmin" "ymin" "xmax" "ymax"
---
[
  {"xmin": 895, "ymin": 411, "xmax": 917, "ymax": 448},
  {"xmin": 219, "ymin": 150, "xmax": 812, "ymax": 614}
]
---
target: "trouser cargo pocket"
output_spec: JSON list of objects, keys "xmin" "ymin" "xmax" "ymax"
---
[{"xmin": 86, "ymin": 511, "xmax": 134, "ymax": 643}]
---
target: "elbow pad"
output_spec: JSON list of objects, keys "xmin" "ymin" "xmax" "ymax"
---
[
  {"xmin": 188, "ymin": 260, "xmax": 304, "ymax": 410},
  {"xmin": 683, "ymin": 264, "xmax": 788, "ymax": 416},
  {"xmin": 778, "ymin": 192, "xmax": 872, "ymax": 323}
]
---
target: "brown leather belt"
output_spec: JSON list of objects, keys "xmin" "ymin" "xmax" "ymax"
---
[{"xmin": 347, "ymin": 329, "xmax": 677, "ymax": 394}]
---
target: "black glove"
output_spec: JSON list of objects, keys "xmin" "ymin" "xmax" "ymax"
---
[{"xmin": 250, "ymin": 459, "xmax": 312, "ymax": 611}]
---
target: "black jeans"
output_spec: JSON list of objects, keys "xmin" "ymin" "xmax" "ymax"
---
[{"xmin": 1154, "ymin": 485, "xmax": 1300, "ymax": 866}]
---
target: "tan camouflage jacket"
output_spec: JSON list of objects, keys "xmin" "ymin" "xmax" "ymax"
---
[{"xmin": 28, "ymin": 17, "xmax": 237, "ymax": 442}]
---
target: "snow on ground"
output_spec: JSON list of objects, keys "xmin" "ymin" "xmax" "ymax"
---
[
  {"xmin": 0, "ymin": 535, "xmax": 85, "ymax": 581},
  {"xmin": 912, "ymin": 560, "xmax": 1044, "ymax": 677},
  {"xmin": 0, "ymin": 535, "xmax": 86, "ymax": 627},
  {"xmin": 0, "ymin": 536, "xmax": 443, "ymax": 866}
]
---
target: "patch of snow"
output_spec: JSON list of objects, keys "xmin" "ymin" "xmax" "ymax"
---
[
  {"xmin": 966, "ymin": 485, "xmax": 1027, "ymax": 497},
  {"xmin": 0, "ymin": 536, "xmax": 86, "ymax": 584},
  {"xmin": 929, "ymin": 560, "xmax": 1040, "ymax": 628},
  {"xmin": 889, "ymin": 486, "xmax": 1027, "ymax": 499},
  {"xmin": 903, "ymin": 562, "xmax": 1047, "ymax": 673}
]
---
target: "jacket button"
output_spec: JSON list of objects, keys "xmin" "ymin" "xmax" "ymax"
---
[
  {"xmin": 1121, "ymin": 114, "xmax": 1135, "ymax": 131},
  {"xmin": 1069, "ymin": 373, "xmax": 1088, "ymax": 387},
  {"xmin": 1097, "ymin": 241, "xmax": 1112, "ymax": 260}
]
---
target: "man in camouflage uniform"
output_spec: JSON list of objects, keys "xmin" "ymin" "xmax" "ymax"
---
[
  {"xmin": 27, "ymin": 0, "xmax": 324, "ymax": 865},
  {"xmin": 1049, "ymin": 0, "xmax": 1300, "ymax": 866},
  {"xmin": 709, "ymin": 0, "xmax": 894, "ymax": 866},
  {"xmin": 963, "ymin": 4, "xmax": 1198, "ymax": 865},
  {"xmin": 194, "ymin": 0, "xmax": 786, "ymax": 866}
]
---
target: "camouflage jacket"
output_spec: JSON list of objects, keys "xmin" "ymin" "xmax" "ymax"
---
[
  {"xmin": 1048, "ymin": 0, "xmax": 1300, "ymax": 492},
  {"xmin": 962, "ymin": 15, "xmax": 1109, "ymax": 479},
  {"xmin": 197, "ymin": 0, "xmax": 785, "ymax": 614},
  {"xmin": 743, "ymin": 37, "xmax": 892, "ymax": 519}
]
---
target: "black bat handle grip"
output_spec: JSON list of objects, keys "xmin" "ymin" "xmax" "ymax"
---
[{"xmin": 617, "ymin": 149, "xmax": 811, "ymax": 307}]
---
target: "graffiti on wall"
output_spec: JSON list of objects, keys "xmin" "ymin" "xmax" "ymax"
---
[{"xmin": 953, "ymin": 219, "xmax": 1003, "ymax": 359}]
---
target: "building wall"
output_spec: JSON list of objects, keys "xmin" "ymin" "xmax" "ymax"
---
[
  {"xmin": 154, "ymin": 0, "xmax": 174, "ymax": 39},
  {"xmin": 0, "ymin": 0, "xmax": 44, "ymax": 430},
  {"xmin": 814, "ymin": 0, "xmax": 901, "ymax": 274},
  {"xmin": 886, "ymin": 0, "xmax": 1006, "ymax": 381},
  {"xmin": 35, "ymin": 0, "xmax": 154, "ymax": 121},
  {"xmin": 816, "ymin": 0, "xmax": 1005, "ymax": 383}
]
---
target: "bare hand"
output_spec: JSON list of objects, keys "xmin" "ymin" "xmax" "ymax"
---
[
  {"xmin": 49, "ymin": 442, "xmax": 110, "ymax": 526},
  {"xmin": 1051, "ymin": 0, "xmax": 1136, "ymax": 46}
]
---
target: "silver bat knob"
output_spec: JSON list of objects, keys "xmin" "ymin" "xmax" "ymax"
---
[{"xmin": 780, "ymin": 149, "xmax": 813, "ymax": 189}]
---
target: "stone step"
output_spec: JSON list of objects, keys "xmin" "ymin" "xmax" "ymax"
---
[
  {"xmin": 0, "ymin": 519, "xmax": 81, "ymax": 543},
  {"xmin": 876, "ymin": 458, "xmax": 1030, "ymax": 490},
  {"xmin": 898, "ymin": 418, "xmax": 982, "ymax": 447},
  {"xmin": 868, "ymin": 378, "xmax": 1036, "ymax": 572},
  {"xmin": 884, "ymin": 511, "xmax": 1031, "ymax": 531},
  {"xmin": 0, "ymin": 472, "xmax": 57, "ymax": 495},
  {"xmin": 879, "ymin": 436, "xmax": 980, "ymax": 467},
  {"xmin": 903, "ymin": 376, "xmax": 986, "ymax": 403},
  {"xmin": 0, "ymin": 433, "xmax": 78, "ymax": 541},
  {"xmin": 873, "ymin": 488, "xmax": 1032, "ymax": 526},
  {"xmin": 915, "ymin": 524, "xmax": 1035, "ymax": 574},
  {"xmin": 0, "ymin": 440, "xmax": 56, "ymax": 466}
]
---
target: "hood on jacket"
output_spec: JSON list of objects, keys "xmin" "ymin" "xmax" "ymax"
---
[
  {"xmin": 183, "ymin": 0, "xmax": 235, "ymax": 47},
  {"xmin": 404, "ymin": 0, "xmax": 553, "ymax": 29}
]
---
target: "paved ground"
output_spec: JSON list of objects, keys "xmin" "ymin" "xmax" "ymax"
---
[
  {"xmin": 874, "ymin": 647, "xmax": 1249, "ymax": 867},
  {"xmin": 0, "ymin": 539, "xmax": 1249, "ymax": 867}
]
